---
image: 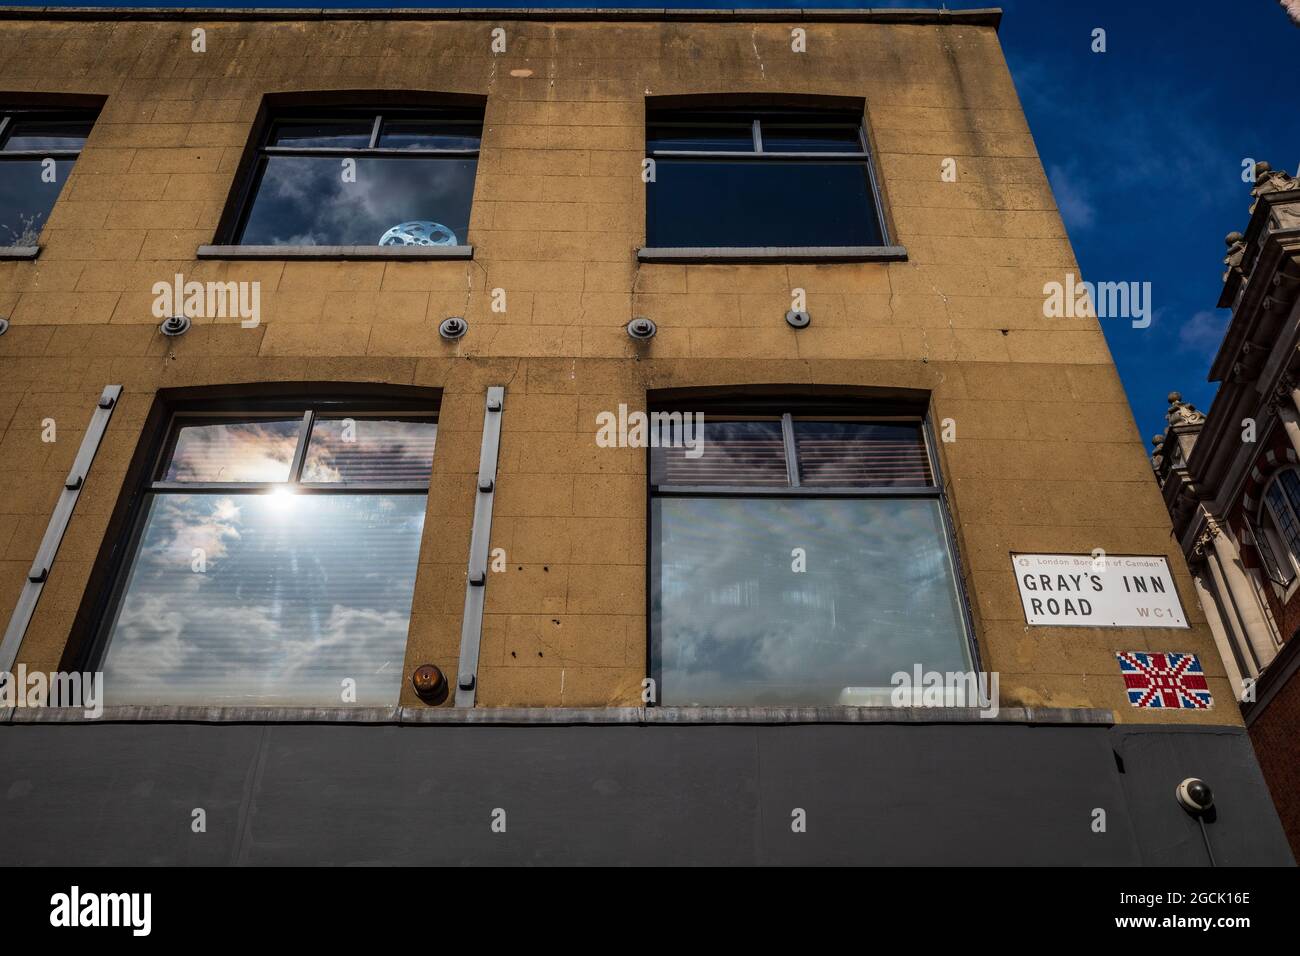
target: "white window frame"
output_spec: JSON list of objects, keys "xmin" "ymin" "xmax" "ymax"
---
[{"xmin": 1259, "ymin": 468, "xmax": 1300, "ymax": 595}]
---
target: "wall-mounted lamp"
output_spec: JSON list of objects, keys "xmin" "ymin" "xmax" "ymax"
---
[
  {"xmin": 0, "ymin": 317, "xmax": 9, "ymax": 336},
  {"xmin": 786, "ymin": 310, "xmax": 811, "ymax": 329}
]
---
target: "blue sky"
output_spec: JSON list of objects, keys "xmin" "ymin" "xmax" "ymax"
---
[{"xmin": 12, "ymin": 0, "xmax": 1300, "ymax": 443}]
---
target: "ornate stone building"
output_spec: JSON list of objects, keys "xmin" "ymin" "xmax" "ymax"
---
[{"xmin": 1153, "ymin": 161, "xmax": 1300, "ymax": 856}]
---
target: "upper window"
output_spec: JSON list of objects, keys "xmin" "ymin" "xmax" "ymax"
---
[
  {"xmin": 644, "ymin": 106, "xmax": 887, "ymax": 248},
  {"xmin": 649, "ymin": 405, "xmax": 973, "ymax": 707},
  {"xmin": 93, "ymin": 400, "xmax": 437, "ymax": 707},
  {"xmin": 229, "ymin": 105, "xmax": 482, "ymax": 247},
  {"xmin": 1256, "ymin": 468, "xmax": 1300, "ymax": 587},
  {"xmin": 0, "ymin": 107, "xmax": 97, "ymax": 247}
]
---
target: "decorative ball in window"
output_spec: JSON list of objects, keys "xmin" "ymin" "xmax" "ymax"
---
[{"xmin": 378, "ymin": 221, "xmax": 458, "ymax": 247}]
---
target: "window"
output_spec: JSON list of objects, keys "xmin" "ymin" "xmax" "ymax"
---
[
  {"xmin": 1258, "ymin": 469, "xmax": 1300, "ymax": 587},
  {"xmin": 229, "ymin": 105, "xmax": 481, "ymax": 247},
  {"xmin": 93, "ymin": 400, "xmax": 437, "ymax": 706},
  {"xmin": 644, "ymin": 106, "xmax": 887, "ymax": 249},
  {"xmin": 0, "ymin": 106, "xmax": 97, "ymax": 247},
  {"xmin": 649, "ymin": 404, "xmax": 974, "ymax": 706}
]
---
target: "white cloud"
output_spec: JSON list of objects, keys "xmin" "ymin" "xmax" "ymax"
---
[
  {"xmin": 1047, "ymin": 164, "xmax": 1096, "ymax": 231},
  {"xmin": 1178, "ymin": 309, "xmax": 1230, "ymax": 357}
]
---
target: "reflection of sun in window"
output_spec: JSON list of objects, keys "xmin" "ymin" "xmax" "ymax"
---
[{"xmin": 266, "ymin": 485, "xmax": 298, "ymax": 513}]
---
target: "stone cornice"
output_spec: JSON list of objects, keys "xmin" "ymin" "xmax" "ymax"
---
[{"xmin": 1210, "ymin": 189, "xmax": 1300, "ymax": 384}]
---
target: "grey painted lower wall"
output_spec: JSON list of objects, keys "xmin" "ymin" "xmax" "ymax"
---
[{"xmin": 0, "ymin": 718, "xmax": 1291, "ymax": 865}]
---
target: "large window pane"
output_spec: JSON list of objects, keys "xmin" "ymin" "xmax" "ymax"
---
[
  {"xmin": 237, "ymin": 155, "xmax": 476, "ymax": 246},
  {"xmin": 302, "ymin": 418, "xmax": 437, "ymax": 483},
  {"xmin": 100, "ymin": 493, "xmax": 426, "ymax": 706},
  {"xmin": 162, "ymin": 419, "xmax": 302, "ymax": 483},
  {"xmin": 0, "ymin": 158, "xmax": 75, "ymax": 246},
  {"xmin": 794, "ymin": 421, "xmax": 932, "ymax": 487},
  {"xmin": 652, "ymin": 496, "xmax": 970, "ymax": 706},
  {"xmin": 647, "ymin": 159, "xmax": 883, "ymax": 247}
]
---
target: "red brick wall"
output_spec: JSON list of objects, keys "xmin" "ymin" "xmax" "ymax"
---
[{"xmin": 1250, "ymin": 668, "xmax": 1300, "ymax": 859}]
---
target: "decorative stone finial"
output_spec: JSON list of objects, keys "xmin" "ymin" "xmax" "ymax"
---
[
  {"xmin": 1223, "ymin": 230, "xmax": 1248, "ymax": 282},
  {"xmin": 1166, "ymin": 392, "xmax": 1206, "ymax": 427},
  {"xmin": 1250, "ymin": 161, "xmax": 1298, "ymax": 212},
  {"xmin": 1149, "ymin": 433, "xmax": 1166, "ymax": 473}
]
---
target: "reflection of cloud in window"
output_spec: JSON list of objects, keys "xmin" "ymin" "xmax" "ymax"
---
[
  {"xmin": 166, "ymin": 421, "xmax": 298, "ymax": 482},
  {"xmin": 250, "ymin": 158, "xmax": 474, "ymax": 245},
  {"xmin": 302, "ymin": 420, "xmax": 437, "ymax": 483},
  {"xmin": 657, "ymin": 498, "xmax": 968, "ymax": 702},
  {"xmin": 146, "ymin": 494, "xmax": 243, "ymax": 568},
  {"xmin": 101, "ymin": 494, "xmax": 424, "ymax": 706}
]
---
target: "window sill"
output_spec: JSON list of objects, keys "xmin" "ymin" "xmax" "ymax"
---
[
  {"xmin": 636, "ymin": 245, "xmax": 907, "ymax": 264},
  {"xmin": 6, "ymin": 704, "xmax": 1114, "ymax": 726},
  {"xmin": 196, "ymin": 244, "xmax": 474, "ymax": 261},
  {"xmin": 0, "ymin": 245, "xmax": 40, "ymax": 260}
]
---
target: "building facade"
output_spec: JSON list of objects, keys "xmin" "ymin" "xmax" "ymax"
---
[
  {"xmin": 1152, "ymin": 162, "xmax": 1300, "ymax": 859},
  {"xmin": 0, "ymin": 8, "xmax": 1290, "ymax": 864}
]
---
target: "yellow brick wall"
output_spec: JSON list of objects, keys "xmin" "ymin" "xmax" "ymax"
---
[{"xmin": 0, "ymin": 14, "xmax": 1233, "ymax": 723}]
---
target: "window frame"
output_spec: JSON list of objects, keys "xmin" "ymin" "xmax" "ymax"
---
[
  {"xmin": 649, "ymin": 113, "xmax": 875, "ymax": 162},
  {"xmin": 649, "ymin": 412, "xmax": 938, "ymax": 498},
  {"xmin": 641, "ymin": 105, "xmax": 897, "ymax": 261},
  {"xmin": 258, "ymin": 110, "xmax": 482, "ymax": 159},
  {"xmin": 1259, "ymin": 468, "xmax": 1300, "ymax": 590},
  {"xmin": 207, "ymin": 96, "xmax": 485, "ymax": 257},
  {"xmin": 75, "ymin": 392, "xmax": 439, "ymax": 679},
  {"xmin": 0, "ymin": 106, "xmax": 97, "ymax": 158},
  {"xmin": 0, "ymin": 105, "xmax": 99, "ymax": 253},
  {"xmin": 645, "ymin": 401, "xmax": 980, "ymax": 706},
  {"xmin": 148, "ymin": 407, "xmax": 437, "ymax": 495}
]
